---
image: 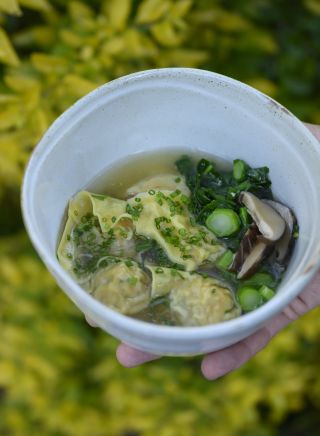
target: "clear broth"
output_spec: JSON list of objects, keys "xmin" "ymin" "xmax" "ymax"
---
[{"xmin": 87, "ymin": 148, "xmax": 231, "ymax": 199}]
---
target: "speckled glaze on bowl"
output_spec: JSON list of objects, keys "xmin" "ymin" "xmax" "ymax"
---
[{"xmin": 22, "ymin": 68, "xmax": 320, "ymax": 356}]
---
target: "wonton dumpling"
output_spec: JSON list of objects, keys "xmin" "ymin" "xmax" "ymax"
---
[
  {"xmin": 126, "ymin": 174, "xmax": 190, "ymax": 197},
  {"xmin": 148, "ymin": 267, "xmax": 240, "ymax": 326},
  {"xmin": 127, "ymin": 190, "xmax": 224, "ymax": 271},
  {"xmin": 92, "ymin": 260, "xmax": 150, "ymax": 315},
  {"xmin": 57, "ymin": 191, "xmax": 132, "ymax": 274}
]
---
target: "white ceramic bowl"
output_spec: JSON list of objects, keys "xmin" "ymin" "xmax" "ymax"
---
[{"xmin": 22, "ymin": 68, "xmax": 320, "ymax": 356}]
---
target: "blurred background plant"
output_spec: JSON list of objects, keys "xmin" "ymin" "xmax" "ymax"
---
[{"xmin": 0, "ymin": 1, "xmax": 319, "ymax": 434}]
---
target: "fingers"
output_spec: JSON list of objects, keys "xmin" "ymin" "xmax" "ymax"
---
[
  {"xmin": 116, "ymin": 343, "xmax": 160, "ymax": 367},
  {"xmin": 201, "ymin": 327, "xmax": 270, "ymax": 380},
  {"xmin": 201, "ymin": 312, "xmax": 290, "ymax": 380}
]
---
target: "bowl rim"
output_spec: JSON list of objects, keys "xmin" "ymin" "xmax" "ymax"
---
[{"xmin": 22, "ymin": 67, "xmax": 320, "ymax": 340}]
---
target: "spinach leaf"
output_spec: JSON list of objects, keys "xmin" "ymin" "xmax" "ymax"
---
[
  {"xmin": 175, "ymin": 155, "xmax": 197, "ymax": 190},
  {"xmin": 175, "ymin": 155, "xmax": 272, "ymax": 251},
  {"xmin": 136, "ymin": 236, "xmax": 184, "ymax": 270}
]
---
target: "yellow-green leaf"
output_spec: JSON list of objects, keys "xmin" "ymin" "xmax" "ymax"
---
[
  {"xmin": 170, "ymin": 0, "xmax": 192, "ymax": 19},
  {"xmin": 0, "ymin": 0, "xmax": 22, "ymax": 15},
  {"xmin": 304, "ymin": 0, "xmax": 320, "ymax": 14},
  {"xmin": 250, "ymin": 32, "xmax": 278, "ymax": 54},
  {"xmin": 31, "ymin": 53, "xmax": 68, "ymax": 73},
  {"xmin": 151, "ymin": 20, "xmax": 183, "ymax": 47},
  {"xmin": 28, "ymin": 108, "xmax": 48, "ymax": 141},
  {"xmin": 59, "ymin": 29, "xmax": 83, "ymax": 48},
  {"xmin": 22, "ymin": 86, "xmax": 41, "ymax": 111},
  {"xmin": 13, "ymin": 25, "xmax": 55, "ymax": 48},
  {"xmin": 62, "ymin": 74, "xmax": 97, "ymax": 98},
  {"xmin": 4, "ymin": 73, "xmax": 39, "ymax": 91},
  {"xmin": 101, "ymin": 36, "xmax": 126, "ymax": 56},
  {"xmin": 0, "ymin": 94, "xmax": 20, "ymax": 103},
  {"xmin": 123, "ymin": 29, "xmax": 157, "ymax": 58},
  {"xmin": 136, "ymin": 0, "xmax": 171, "ymax": 25},
  {"xmin": 0, "ymin": 103, "xmax": 24, "ymax": 130},
  {"xmin": 68, "ymin": 1, "xmax": 93, "ymax": 20},
  {"xmin": 158, "ymin": 48, "xmax": 208, "ymax": 68},
  {"xmin": 19, "ymin": 0, "xmax": 52, "ymax": 12},
  {"xmin": 214, "ymin": 10, "xmax": 251, "ymax": 32},
  {"xmin": 0, "ymin": 28, "xmax": 19, "ymax": 66},
  {"xmin": 103, "ymin": 0, "xmax": 131, "ymax": 30}
]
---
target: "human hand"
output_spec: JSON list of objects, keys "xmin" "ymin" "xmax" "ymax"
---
[{"xmin": 88, "ymin": 123, "xmax": 320, "ymax": 380}]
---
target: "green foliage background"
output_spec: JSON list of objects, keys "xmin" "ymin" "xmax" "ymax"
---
[{"xmin": 0, "ymin": 1, "xmax": 320, "ymax": 434}]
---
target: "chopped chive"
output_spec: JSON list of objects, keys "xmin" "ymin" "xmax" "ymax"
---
[
  {"xmin": 242, "ymin": 272, "xmax": 274, "ymax": 288},
  {"xmin": 148, "ymin": 189, "xmax": 155, "ymax": 195},
  {"xmin": 175, "ymin": 177, "xmax": 181, "ymax": 183},
  {"xmin": 239, "ymin": 207, "xmax": 250, "ymax": 226},
  {"xmin": 127, "ymin": 277, "xmax": 138, "ymax": 286},
  {"xmin": 259, "ymin": 285, "xmax": 275, "ymax": 302},
  {"xmin": 135, "ymin": 197, "xmax": 141, "ymax": 202},
  {"xmin": 237, "ymin": 287, "xmax": 263, "ymax": 312},
  {"xmin": 233, "ymin": 159, "xmax": 248, "ymax": 182},
  {"xmin": 216, "ymin": 250, "xmax": 234, "ymax": 271},
  {"xmin": 111, "ymin": 216, "xmax": 116, "ymax": 223},
  {"xmin": 155, "ymin": 267, "xmax": 164, "ymax": 273},
  {"xmin": 180, "ymin": 194, "xmax": 190, "ymax": 204}
]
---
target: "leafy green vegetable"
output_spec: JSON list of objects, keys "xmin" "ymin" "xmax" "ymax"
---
[
  {"xmin": 136, "ymin": 236, "xmax": 184, "ymax": 270},
  {"xmin": 175, "ymin": 155, "xmax": 273, "ymax": 249}
]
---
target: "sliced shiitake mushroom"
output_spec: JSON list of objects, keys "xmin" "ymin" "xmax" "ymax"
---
[
  {"xmin": 263, "ymin": 199, "xmax": 296, "ymax": 263},
  {"xmin": 236, "ymin": 237, "xmax": 273, "ymax": 279},
  {"xmin": 228, "ymin": 193, "xmax": 292, "ymax": 279},
  {"xmin": 229, "ymin": 225, "xmax": 259, "ymax": 272},
  {"xmin": 239, "ymin": 192, "xmax": 286, "ymax": 241}
]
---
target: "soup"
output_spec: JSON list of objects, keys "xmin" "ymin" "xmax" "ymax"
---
[{"xmin": 57, "ymin": 151, "xmax": 297, "ymax": 326}]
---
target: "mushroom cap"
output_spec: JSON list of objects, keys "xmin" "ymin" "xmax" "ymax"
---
[
  {"xmin": 263, "ymin": 199, "xmax": 295, "ymax": 233},
  {"xmin": 263, "ymin": 199, "xmax": 296, "ymax": 262},
  {"xmin": 239, "ymin": 192, "xmax": 286, "ymax": 241},
  {"xmin": 229, "ymin": 225, "xmax": 259, "ymax": 272},
  {"xmin": 237, "ymin": 239, "xmax": 271, "ymax": 279}
]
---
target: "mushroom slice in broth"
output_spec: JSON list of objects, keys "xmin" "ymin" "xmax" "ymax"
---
[
  {"xmin": 239, "ymin": 192, "xmax": 286, "ymax": 242},
  {"xmin": 263, "ymin": 199, "xmax": 296, "ymax": 263}
]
